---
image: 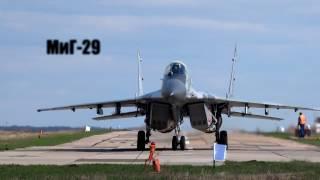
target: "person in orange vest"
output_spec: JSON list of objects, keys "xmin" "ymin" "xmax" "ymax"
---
[{"xmin": 298, "ymin": 112, "xmax": 307, "ymax": 138}]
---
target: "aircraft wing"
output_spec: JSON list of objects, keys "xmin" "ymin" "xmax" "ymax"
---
[
  {"xmin": 37, "ymin": 90, "xmax": 164, "ymax": 121},
  {"xmin": 37, "ymin": 89, "xmax": 163, "ymax": 113},
  {"xmin": 230, "ymin": 111, "xmax": 283, "ymax": 121},
  {"xmin": 185, "ymin": 95, "xmax": 320, "ymax": 120},
  {"xmin": 37, "ymin": 98, "xmax": 150, "ymax": 112},
  {"xmin": 93, "ymin": 111, "xmax": 144, "ymax": 121},
  {"xmin": 211, "ymin": 96, "xmax": 320, "ymax": 112}
]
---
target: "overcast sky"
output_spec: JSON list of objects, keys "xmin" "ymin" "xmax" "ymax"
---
[{"xmin": 1, "ymin": 0, "xmax": 320, "ymax": 131}]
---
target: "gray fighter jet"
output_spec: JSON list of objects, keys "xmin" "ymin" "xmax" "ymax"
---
[{"xmin": 38, "ymin": 50, "xmax": 320, "ymax": 151}]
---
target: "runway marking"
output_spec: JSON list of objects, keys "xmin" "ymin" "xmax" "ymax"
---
[
  {"xmin": 91, "ymin": 135, "xmax": 120, "ymax": 147},
  {"xmin": 271, "ymin": 151, "xmax": 289, "ymax": 159},
  {"xmin": 131, "ymin": 150, "xmax": 144, "ymax": 164}
]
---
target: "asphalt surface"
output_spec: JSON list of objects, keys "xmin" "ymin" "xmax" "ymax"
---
[{"xmin": 0, "ymin": 130, "xmax": 320, "ymax": 165}]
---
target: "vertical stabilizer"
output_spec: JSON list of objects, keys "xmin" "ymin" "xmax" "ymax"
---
[
  {"xmin": 226, "ymin": 44, "xmax": 237, "ymax": 99},
  {"xmin": 137, "ymin": 50, "xmax": 144, "ymax": 97}
]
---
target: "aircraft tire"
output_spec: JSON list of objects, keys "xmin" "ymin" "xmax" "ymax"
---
[
  {"xmin": 219, "ymin": 130, "xmax": 228, "ymax": 149},
  {"xmin": 137, "ymin": 130, "xmax": 145, "ymax": 151},
  {"xmin": 172, "ymin": 136, "xmax": 178, "ymax": 150},
  {"xmin": 180, "ymin": 136, "xmax": 186, "ymax": 150}
]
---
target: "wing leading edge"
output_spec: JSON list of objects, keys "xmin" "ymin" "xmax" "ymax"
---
[
  {"xmin": 230, "ymin": 111, "xmax": 283, "ymax": 121},
  {"xmin": 211, "ymin": 96, "xmax": 320, "ymax": 112},
  {"xmin": 93, "ymin": 111, "xmax": 144, "ymax": 121},
  {"xmin": 37, "ymin": 96, "xmax": 164, "ymax": 120},
  {"xmin": 37, "ymin": 98, "xmax": 139, "ymax": 112},
  {"xmin": 186, "ymin": 95, "xmax": 320, "ymax": 121}
]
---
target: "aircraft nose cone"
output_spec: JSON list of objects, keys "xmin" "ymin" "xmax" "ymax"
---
[{"xmin": 162, "ymin": 79, "xmax": 186, "ymax": 100}]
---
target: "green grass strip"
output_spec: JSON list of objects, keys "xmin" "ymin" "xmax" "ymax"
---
[
  {"xmin": 0, "ymin": 161, "xmax": 319, "ymax": 179},
  {"xmin": 0, "ymin": 130, "xmax": 108, "ymax": 151}
]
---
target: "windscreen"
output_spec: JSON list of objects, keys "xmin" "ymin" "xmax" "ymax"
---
[{"xmin": 165, "ymin": 62, "xmax": 186, "ymax": 76}]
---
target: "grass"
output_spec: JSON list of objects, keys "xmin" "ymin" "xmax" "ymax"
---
[
  {"xmin": 0, "ymin": 130, "xmax": 108, "ymax": 151},
  {"xmin": 262, "ymin": 132, "xmax": 320, "ymax": 147},
  {"xmin": 0, "ymin": 161, "xmax": 319, "ymax": 179}
]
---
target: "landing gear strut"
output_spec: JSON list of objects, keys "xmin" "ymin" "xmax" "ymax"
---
[
  {"xmin": 214, "ymin": 113, "xmax": 228, "ymax": 149},
  {"xmin": 146, "ymin": 128, "xmax": 151, "ymax": 144}
]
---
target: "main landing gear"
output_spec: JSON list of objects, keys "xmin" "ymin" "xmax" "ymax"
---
[
  {"xmin": 137, "ymin": 122, "xmax": 152, "ymax": 151},
  {"xmin": 215, "ymin": 114, "xmax": 228, "ymax": 149},
  {"xmin": 216, "ymin": 130, "xmax": 228, "ymax": 149},
  {"xmin": 137, "ymin": 130, "xmax": 146, "ymax": 151}
]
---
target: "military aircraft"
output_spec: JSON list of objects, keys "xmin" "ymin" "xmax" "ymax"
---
[{"xmin": 38, "ymin": 49, "xmax": 320, "ymax": 151}]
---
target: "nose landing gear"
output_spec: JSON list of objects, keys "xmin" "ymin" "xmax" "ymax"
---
[
  {"xmin": 171, "ymin": 126, "xmax": 186, "ymax": 150},
  {"xmin": 172, "ymin": 136, "xmax": 178, "ymax": 150},
  {"xmin": 180, "ymin": 136, "xmax": 186, "ymax": 150},
  {"xmin": 171, "ymin": 135, "xmax": 186, "ymax": 150}
]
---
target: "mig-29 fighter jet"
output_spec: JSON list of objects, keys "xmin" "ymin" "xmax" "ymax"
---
[{"xmin": 38, "ymin": 50, "xmax": 320, "ymax": 151}]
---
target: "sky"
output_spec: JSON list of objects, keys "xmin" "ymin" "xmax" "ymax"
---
[{"xmin": 1, "ymin": 0, "xmax": 320, "ymax": 131}]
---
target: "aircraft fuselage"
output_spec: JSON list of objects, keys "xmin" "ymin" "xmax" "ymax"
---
[{"xmin": 149, "ymin": 61, "xmax": 202, "ymax": 133}]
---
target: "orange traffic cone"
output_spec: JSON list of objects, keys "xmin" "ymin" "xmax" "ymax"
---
[
  {"xmin": 148, "ymin": 142, "xmax": 156, "ymax": 161},
  {"xmin": 153, "ymin": 158, "xmax": 160, "ymax": 173},
  {"xmin": 145, "ymin": 142, "xmax": 160, "ymax": 172}
]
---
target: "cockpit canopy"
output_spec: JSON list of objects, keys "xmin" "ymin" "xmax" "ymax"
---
[{"xmin": 164, "ymin": 62, "xmax": 187, "ymax": 76}]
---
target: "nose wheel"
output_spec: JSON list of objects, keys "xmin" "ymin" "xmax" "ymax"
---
[
  {"xmin": 172, "ymin": 136, "xmax": 178, "ymax": 150},
  {"xmin": 172, "ymin": 124, "xmax": 186, "ymax": 150},
  {"xmin": 180, "ymin": 136, "xmax": 186, "ymax": 150},
  {"xmin": 172, "ymin": 135, "xmax": 186, "ymax": 150}
]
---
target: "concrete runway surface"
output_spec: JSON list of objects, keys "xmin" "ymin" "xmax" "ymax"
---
[{"xmin": 1, "ymin": 131, "xmax": 320, "ymax": 165}]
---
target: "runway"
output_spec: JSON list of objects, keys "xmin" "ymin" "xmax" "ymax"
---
[{"xmin": 1, "ymin": 130, "xmax": 320, "ymax": 165}]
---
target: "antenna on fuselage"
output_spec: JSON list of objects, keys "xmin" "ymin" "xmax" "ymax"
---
[
  {"xmin": 137, "ymin": 50, "xmax": 144, "ymax": 97},
  {"xmin": 226, "ymin": 44, "xmax": 237, "ymax": 99}
]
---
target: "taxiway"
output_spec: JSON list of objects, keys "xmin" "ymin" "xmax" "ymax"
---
[{"xmin": 0, "ymin": 131, "xmax": 319, "ymax": 165}]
